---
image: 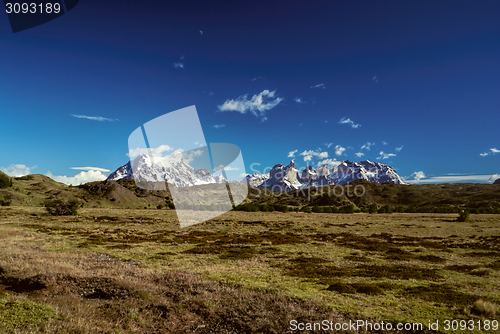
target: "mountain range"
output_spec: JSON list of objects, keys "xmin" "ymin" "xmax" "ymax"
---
[
  {"xmin": 108, "ymin": 154, "xmax": 406, "ymax": 191},
  {"xmin": 107, "ymin": 154, "xmax": 227, "ymax": 187}
]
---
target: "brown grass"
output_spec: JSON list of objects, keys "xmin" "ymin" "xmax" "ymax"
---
[{"xmin": 1, "ymin": 206, "xmax": 500, "ymax": 333}]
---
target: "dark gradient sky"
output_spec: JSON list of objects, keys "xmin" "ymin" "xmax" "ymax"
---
[{"xmin": 1, "ymin": 0, "xmax": 499, "ymax": 184}]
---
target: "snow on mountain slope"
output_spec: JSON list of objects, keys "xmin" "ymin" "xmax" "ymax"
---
[
  {"xmin": 329, "ymin": 160, "xmax": 406, "ymax": 185},
  {"xmin": 240, "ymin": 159, "xmax": 406, "ymax": 191},
  {"xmin": 107, "ymin": 154, "xmax": 227, "ymax": 187}
]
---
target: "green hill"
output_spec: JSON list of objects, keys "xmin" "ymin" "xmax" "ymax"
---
[{"xmin": 1, "ymin": 175, "xmax": 500, "ymax": 213}]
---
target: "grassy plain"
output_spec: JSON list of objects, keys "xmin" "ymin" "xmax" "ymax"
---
[{"xmin": 0, "ymin": 206, "xmax": 499, "ymax": 333}]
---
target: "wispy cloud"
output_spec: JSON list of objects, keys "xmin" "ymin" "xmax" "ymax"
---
[
  {"xmin": 218, "ymin": 90, "xmax": 283, "ymax": 122},
  {"xmin": 480, "ymin": 148, "xmax": 500, "ymax": 157},
  {"xmin": 407, "ymin": 172, "xmax": 500, "ymax": 184},
  {"xmin": 361, "ymin": 142, "xmax": 374, "ymax": 150},
  {"xmin": 213, "ymin": 124, "xmax": 225, "ymax": 129},
  {"xmin": 334, "ymin": 145, "xmax": 345, "ymax": 156},
  {"xmin": 0, "ymin": 164, "xmax": 37, "ymax": 177},
  {"xmin": 339, "ymin": 117, "xmax": 360, "ymax": 129},
  {"xmin": 377, "ymin": 151, "xmax": 396, "ymax": 160},
  {"xmin": 310, "ymin": 83, "xmax": 325, "ymax": 89},
  {"xmin": 251, "ymin": 76, "xmax": 264, "ymax": 81},
  {"xmin": 70, "ymin": 167, "xmax": 110, "ymax": 172},
  {"xmin": 372, "ymin": 75, "xmax": 379, "ymax": 83},
  {"xmin": 293, "ymin": 97, "xmax": 305, "ymax": 103},
  {"xmin": 174, "ymin": 62, "xmax": 184, "ymax": 69},
  {"xmin": 382, "ymin": 141, "xmax": 388, "ymax": 145},
  {"xmin": 71, "ymin": 114, "xmax": 117, "ymax": 122},
  {"xmin": 395, "ymin": 146, "xmax": 404, "ymax": 152},
  {"xmin": 199, "ymin": 30, "xmax": 203, "ymax": 35},
  {"xmin": 300, "ymin": 150, "xmax": 328, "ymax": 161},
  {"xmin": 324, "ymin": 143, "xmax": 333, "ymax": 148},
  {"xmin": 214, "ymin": 165, "xmax": 239, "ymax": 172},
  {"xmin": 288, "ymin": 149, "xmax": 298, "ymax": 158},
  {"xmin": 355, "ymin": 152, "xmax": 364, "ymax": 158}
]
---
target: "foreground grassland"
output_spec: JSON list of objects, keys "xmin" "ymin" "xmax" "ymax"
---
[{"xmin": 0, "ymin": 207, "xmax": 499, "ymax": 333}]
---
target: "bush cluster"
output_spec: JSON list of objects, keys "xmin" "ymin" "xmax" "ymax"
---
[
  {"xmin": 44, "ymin": 198, "xmax": 80, "ymax": 216},
  {"xmin": 235, "ymin": 203, "xmax": 292, "ymax": 212},
  {"xmin": 0, "ymin": 171, "xmax": 12, "ymax": 189},
  {"xmin": 457, "ymin": 209, "xmax": 470, "ymax": 222},
  {"xmin": 0, "ymin": 193, "xmax": 12, "ymax": 206}
]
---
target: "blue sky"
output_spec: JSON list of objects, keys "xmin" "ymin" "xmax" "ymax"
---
[{"xmin": 1, "ymin": 0, "xmax": 499, "ymax": 184}]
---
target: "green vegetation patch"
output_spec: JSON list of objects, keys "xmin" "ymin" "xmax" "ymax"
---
[
  {"xmin": 404, "ymin": 284, "xmax": 478, "ymax": 308},
  {"xmin": 0, "ymin": 298, "xmax": 56, "ymax": 332}
]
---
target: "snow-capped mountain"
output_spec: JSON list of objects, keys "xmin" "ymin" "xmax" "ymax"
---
[
  {"xmin": 257, "ymin": 160, "xmax": 303, "ymax": 192},
  {"xmin": 107, "ymin": 154, "xmax": 227, "ymax": 187},
  {"xmin": 240, "ymin": 159, "xmax": 406, "ymax": 191},
  {"xmin": 242, "ymin": 173, "xmax": 270, "ymax": 188},
  {"xmin": 330, "ymin": 160, "xmax": 406, "ymax": 185}
]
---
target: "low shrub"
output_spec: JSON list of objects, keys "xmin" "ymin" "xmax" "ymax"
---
[
  {"xmin": 0, "ymin": 193, "xmax": 12, "ymax": 206},
  {"xmin": 457, "ymin": 209, "xmax": 470, "ymax": 222},
  {"xmin": 0, "ymin": 171, "xmax": 11, "ymax": 189},
  {"xmin": 44, "ymin": 198, "xmax": 80, "ymax": 216}
]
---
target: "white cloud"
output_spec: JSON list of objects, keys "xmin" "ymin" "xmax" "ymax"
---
[
  {"xmin": 409, "ymin": 173, "xmax": 500, "ymax": 184},
  {"xmin": 489, "ymin": 174, "xmax": 500, "ymax": 182},
  {"xmin": 395, "ymin": 146, "xmax": 404, "ymax": 152},
  {"xmin": 128, "ymin": 144, "xmax": 173, "ymax": 158},
  {"xmin": 300, "ymin": 150, "xmax": 328, "ymax": 161},
  {"xmin": 355, "ymin": 152, "xmax": 364, "ymax": 158},
  {"xmin": 377, "ymin": 151, "xmax": 396, "ymax": 160},
  {"xmin": 0, "ymin": 164, "xmax": 37, "ymax": 177},
  {"xmin": 182, "ymin": 149, "xmax": 204, "ymax": 163},
  {"xmin": 361, "ymin": 142, "xmax": 374, "ymax": 150},
  {"xmin": 199, "ymin": 30, "xmax": 203, "ymax": 35},
  {"xmin": 174, "ymin": 62, "xmax": 184, "ymax": 69},
  {"xmin": 288, "ymin": 149, "xmax": 298, "ymax": 158},
  {"xmin": 411, "ymin": 171, "xmax": 426, "ymax": 182},
  {"xmin": 339, "ymin": 117, "xmax": 360, "ymax": 129},
  {"xmin": 334, "ymin": 145, "xmax": 345, "ymax": 156},
  {"xmin": 218, "ymin": 90, "xmax": 283, "ymax": 121},
  {"xmin": 480, "ymin": 148, "xmax": 500, "ymax": 156},
  {"xmin": 213, "ymin": 124, "xmax": 225, "ymax": 129},
  {"xmin": 70, "ymin": 167, "xmax": 110, "ymax": 172},
  {"xmin": 325, "ymin": 143, "xmax": 333, "ymax": 148},
  {"xmin": 318, "ymin": 152, "xmax": 328, "ymax": 159},
  {"xmin": 310, "ymin": 84, "xmax": 325, "ymax": 89},
  {"xmin": 71, "ymin": 114, "xmax": 117, "ymax": 122},
  {"xmin": 46, "ymin": 170, "xmax": 107, "ymax": 185},
  {"xmin": 382, "ymin": 141, "xmax": 388, "ymax": 145},
  {"xmin": 317, "ymin": 159, "xmax": 341, "ymax": 169},
  {"xmin": 293, "ymin": 97, "xmax": 305, "ymax": 103}
]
